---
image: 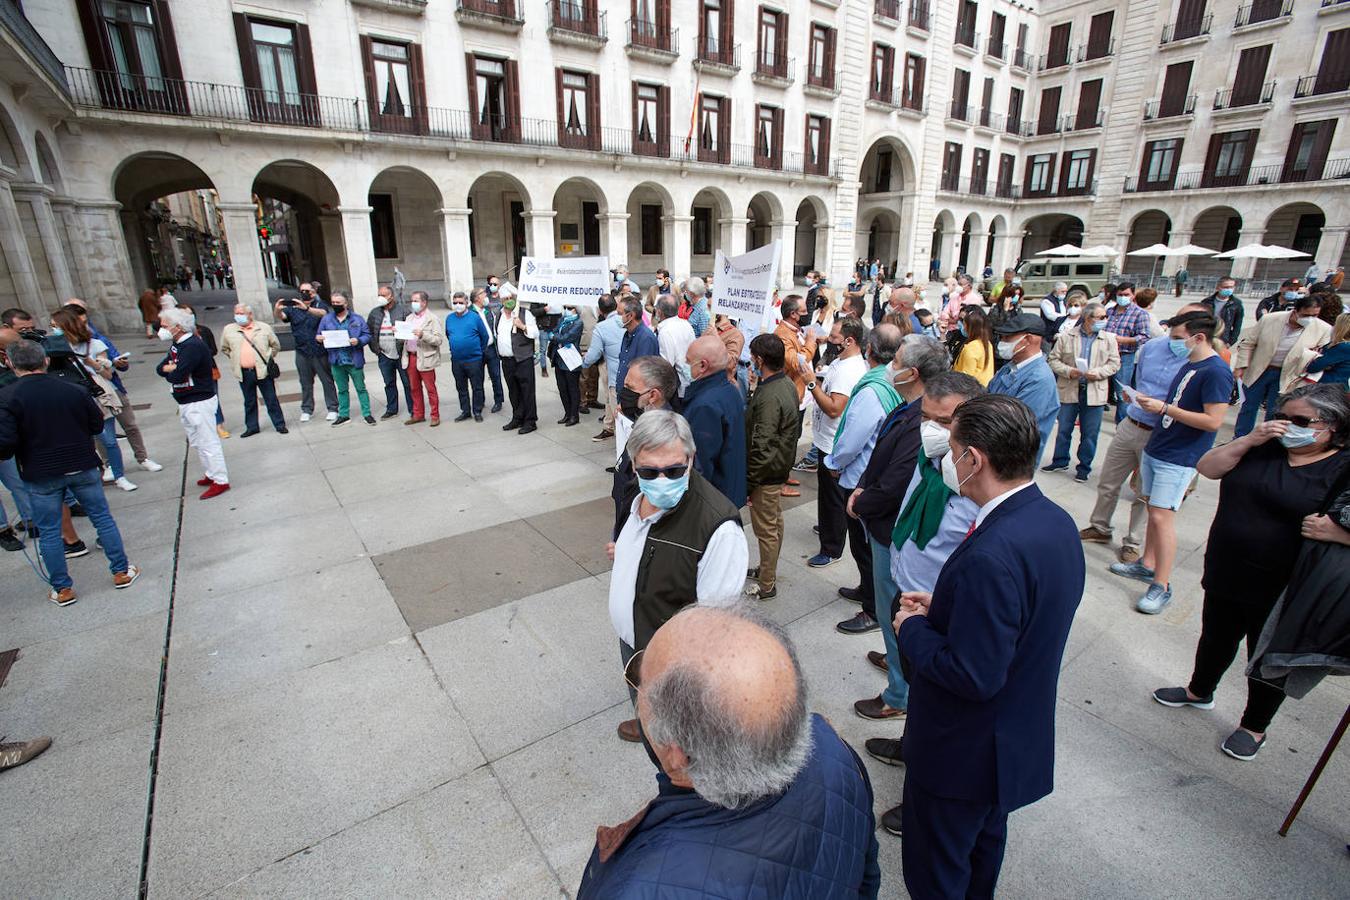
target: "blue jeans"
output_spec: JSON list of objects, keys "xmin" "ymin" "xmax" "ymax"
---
[
  {"xmin": 1051, "ymin": 387, "xmax": 1105, "ymax": 478},
  {"xmin": 734, "ymin": 364, "xmax": 749, "ymax": 403},
  {"xmin": 97, "ymin": 416, "xmax": 125, "ymax": 479},
  {"xmin": 27, "ymin": 468, "xmax": 128, "ymax": 590},
  {"xmin": 1235, "ymin": 367, "xmax": 1281, "ymax": 438},
  {"xmin": 1112, "ymin": 352, "xmax": 1137, "ymax": 423},
  {"xmin": 0, "ymin": 455, "xmax": 33, "ymax": 526},
  {"xmin": 871, "ymin": 537, "xmax": 910, "ymax": 710},
  {"xmin": 376, "ymin": 353, "xmax": 412, "ymax": 416}
]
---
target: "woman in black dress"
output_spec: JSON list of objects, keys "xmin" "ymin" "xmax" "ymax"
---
[{"xmin": 1152, "ymin": 383, "xmax": 1350, "ymax": 761}]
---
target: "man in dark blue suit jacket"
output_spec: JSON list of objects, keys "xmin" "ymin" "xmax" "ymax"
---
[{"xmin": 894, "ymin": 394, "xmax": 1084, "ymax": 899}]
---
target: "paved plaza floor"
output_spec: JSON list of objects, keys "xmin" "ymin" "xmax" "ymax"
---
[{"xmin": 1, "ymin": 292, "xmax": 1346, "ymax": 898}]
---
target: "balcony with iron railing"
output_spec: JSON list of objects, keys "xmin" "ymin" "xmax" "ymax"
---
[
  {"xmin": 975, "ymin": 107, "xmax": 1003, "ymax": 130},
  {"xmin": 1235, "ymin": 0, "xmax": 1293, "ymax": 28},
  {"xmin": 874, "ymin": 0, "xmax": 901, "ymax": 23},
  {"xmin": 1023, "ymin": 179, "xmax": 1097, "ymax": 200},
  {"xmin": 1077, "ymin": 38, "xmax": 1115, "ymax": 62},
  {"xmin": 752, "ymin": 51, "xmax": 794, "ymax": 85},
  {"xmin": 455, "ymin": 0, "xmax": 524, "ymax": 31},
  {"xmin": 1039, "ymin": 47, "xmax": 1072, "ymax": 71},
  {"xmin": 1213, "ymin": 80, "xmax": 1275, "ymax": 110},
  {"xmin": 0, "ymin": 0, "xmax": 68, "ymax": 95},
  {"xmin": 1035, "ymin": 114, "xmax": 1061, "ymax": 136},
  {"xmin": 947, "ymin": 101, "xmax": 972, "ymax": 123},
  {"xmin": 694, "ymin": 37, "xmax": 740, "ymax": 73},
  {"xmin": 1011, "ymin": 47, "xmax": 1033, "ymax": 71},
  {"xmin": 625, "ymin": 19, "xmax": 677, "ymax": 59},
  {"xmin": 908, "ymin": 1, "xmax": 931, "ymax": 32},
  {"xmin": 1294, "ymin": 73, "xmax": 1349, "ymax": 98},
  {"xmin": 64, "ymin": 67, "xmax": 838, "ymax": 177},
  {"xmin": 1123, "ymin": 158, "xmax": 1350, "ymax": 193},
  {"xmin": 954, "ymin": 27, "xmax": 979, "ymax": 55},
  {"xmin": 1143, "ymin": 94, "xmax": 1197, "ymax": 119},
  {"xmin": 546, "ymin": 2, "xmax": 606, "ymax": 44},
  {"xmin": 1004, "ymin": 117, "xmax": 1033, "ymax": 138},
  {"xmin": 1064, "ymin": 109, "xmax": 1105, "ymax": 131},
  {"xmin": 1161, "ymin": 13, "xmax": 1212, "ymax": 44},
  {"xmin": 805, "ymin": 60, "xmax": 836, "ymax": 91},
  {"xmin": 898, "ymin": 89, "xmax": 925, "ymax": 115},
  {"xmin": 986, "ymin": 37, "xmax": 1006, "ymax": 60}
]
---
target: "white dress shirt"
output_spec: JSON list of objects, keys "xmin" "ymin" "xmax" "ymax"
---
[
  {"xmin": 656, "ymin": 316, "xmax": 696, "ymax": 394},
  {"xmin": 496, "ymin": 308, "xmax": 537, "ymax": 357},
  {"xmin": 974, "ymin": 481, "xmax": 1034, "ymax": 529},
  {"xmin": 608, "ymin": 496, "xmax": 749, "ymax": 647}
]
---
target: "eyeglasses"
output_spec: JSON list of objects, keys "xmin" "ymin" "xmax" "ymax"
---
[
  {"xmin": 634, "ymin": 463, "xmax": 690, "ymax": 480},
  {"xmin": 1272, "ymin": 413, "xmax": 1324, "ymax": 428},
  {"xmin": 624, "ymin": 648, "xmax": 645, "ymax": 692}
]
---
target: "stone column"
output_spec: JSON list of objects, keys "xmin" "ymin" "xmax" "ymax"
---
[
  {"xmin": 0, "ymin": 177, "xmax": 40, "ymax": 316},
  {"xmin": 523, "ymin": 209, "xmax": 557, "ymax": 259},
  {"xmin": 316, "ymin": 212, "xmax": 349, "ymax": 293},
  {"xmin": 965, "ymin": 231, "xmax": 989, "ymax": 278},
  {"xmin": 217, "ymin": 201, "xmax": 273, "ymax": 322},
  {"xmin": 771, "ymin": 220, "xmax": 797, "ymax": 290},
  {"xmin": 597, "ymin": 212, "xmax": 629, "ymax": 266},
  {"xmin": 663, "ymin": 214, "xmax": 693, "ymax": 277},
  {"xmin": 50, "ymin": 197, "xmax": 89, "ymax": 301},
  {"xmin": 1316, "ymin": 226, "xmax": 1348, "ymax": 278},
  {"xmin": 439, "ymin": 207, "xmax": 474, "ymax": 298},
  {"xmin": 718, "ymin": 216, "xmax": 750, "ymax": 257},
  {"xmin": 338, "ymin": 205, "xmax": 380, "ymax": 308},
  {"xmin": 813, "ymin": 222, "xmax": 832, "ymax": 273},
  {"xmin": 12, "ymin": 183, "xmax": 75, "ymax": 301}
]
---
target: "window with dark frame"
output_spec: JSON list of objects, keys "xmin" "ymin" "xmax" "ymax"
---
[
  {"xmin": 757, "ymin": 7, "xmax": 786, "ymax": 76},
  {"xmin": 755, "ymin": 103, "xmax": 782, "ymax": 167},
  {"xmin": 635, "ymin": 82, "xmax": 658, "ymax": 144},
  {"xmin": 692, "ymin": 206, "xmax": 713, "ymax": 255},
  {"xmin": 996, "ymin": 152, "xmax": 1015, "ymax": 197},
  {"xmin": 640, "ymin": 203, "xmax": 662, "ymax": 255},
  {"xmin": 363, "ymin": 36, "xmax": 426, "ymax": 134},
  {"xmin": 1213, "ymin": 131, "xmax": 1251, "ymax": 179},
  {"xmin": 941, "ymin": 142, "xmax": 962, "ymax": 191},
  {"xmin": 1027, "ymin": 153, "xmax": 1054, "ymax": 194},
  {"xmin": 1142, "ymin": 138, "xmax": 1181, "ymax": 187},
  {"xmin": 902, "ymin": 53, "xmax": 924, "ymax": 109},
  {"xmin": 1283, "ymin": 119, "xmax": 1336, "ymax": 182},
  {"xmin": 368, "ymin": 193, "xmax": 398, "ymax": 259},
  {"xmin": 1062, "ymin": 149, "xmax": 1094, "ymax": 193},
  {"xmin": 95, "ymin": 0, "xmax": 170, "ymax": 94},
  {"xmin": 871, "ymin": 43, "xmax": 892, "ymax": 99},
  {"xmin": 804, "ymin": 113, "xmax": 829, "ymax": 175},
  {"xmin": 808, "ymin": 23, "xmax": 834, "ymax": 86},
  {"xmin": 559, "ymin": 70, "xmax": 593, "ymax": 141},
  {"xmin": 698, "ymin": 93, "xmax": 729, "ymax": 163},
  {"xmin": 971, "ymin": 147, "xmax": 989, "ymax": 193}
]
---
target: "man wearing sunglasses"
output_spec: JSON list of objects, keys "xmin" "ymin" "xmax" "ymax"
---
[{"xmin": 606, "ymin": 410, "xmax": 748, "ymax": 743}]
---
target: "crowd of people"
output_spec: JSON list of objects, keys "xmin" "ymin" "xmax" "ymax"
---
[{"xmin": 1, "ymin": 263, "xmax": 1347, "ymax": 899}]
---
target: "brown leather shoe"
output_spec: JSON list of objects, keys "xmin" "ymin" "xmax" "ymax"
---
[
  {"xmin": 1078, "ymin": 526, "xmax": 1111, "ymax": 544},
  {"xmin": 1119, "ymin": 545, "xmax": 1142, "ymax": 564},
  {"xmin": 854, "ymin": 695, "xmax": 906, "ymax": 720},
  {"xmin": 429, "ymin": 417, "xmax": 440, "ymax": 427},
  {"xmin": 781, "ymin": 487, "xmax": 801, "ymax": 497},
  {"xmin": 867, "ymin": 650, "xmax": 888, "ymax": 673},
  {"xmin": 617, "ymin": 718, "xmax": 643, "ymax": 743},
  {"xmin": 404, "ymin": 417, "xmax": 425, "ymax": 425}
]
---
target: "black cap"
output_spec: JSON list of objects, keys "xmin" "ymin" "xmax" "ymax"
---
[{"xmin": 992, "ymin": 312, "xmax": 1045, "ymax": 337}]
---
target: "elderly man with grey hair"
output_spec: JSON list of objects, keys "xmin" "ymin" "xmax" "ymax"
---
[
  {"xmin": 157, "ymin": 307, "xmax": 230, "ymax": 498},
  {"xmin": 578, "ymin": 605, "xmax": 881, "ymax": 898},
  {"xmin": 606, "ymin": 409, "xmax": 747, "ymax": 743},
  {"xmin": 219, "ymin": 302, "xmax": 287, "ymax": 437},
  {"xmin": 683, "ymin": 275, "xmax": 711, "ymax": 337},
  {"xmin": 654, "ymin": 294, "xmax": 696, "ymax": 396}
]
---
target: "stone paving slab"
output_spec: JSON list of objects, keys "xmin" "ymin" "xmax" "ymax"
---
[{"xmin": 523, "ymin": 496, "xmax": 619, "ymax": 576}]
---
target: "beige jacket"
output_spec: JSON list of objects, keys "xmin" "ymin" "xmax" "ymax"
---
[
  {"xmin": 399, "ymin": 310, "xmax": 445, "ymax": 371},
  {"xmin": 1232, "ymin": 311, "xmax": 1331, "ymax": 391},
  {"xmin": 1047, "ymin": 326, "xmax": 1120, "ymax": 405},
  {"xmin": 219, "ymin": 321, "xmax": 280, "ymax": 381}
]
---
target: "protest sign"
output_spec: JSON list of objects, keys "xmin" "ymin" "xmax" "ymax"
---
[
  {"xmin": 712, "ymin": 241, "xmax": 781, "ymax": 344},
  {"xmin": 515, "ymin": 256, "xmax": 610, "ymax": 308}
]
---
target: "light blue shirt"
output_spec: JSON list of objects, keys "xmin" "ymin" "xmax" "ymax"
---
[
  {"xmin": 1077, "ymin": 331, "xmax": 1097, "ymax": 384},
  {"xmin": 689, "ymin": 297, "xmax": 711, "ymax": 338},
  {"xmin": 582, "ymin": 311, "xmax": 626, "ymax": 387},
  {"xmin": 824, "ymin": 385, "xmax": 889, "ymax": 489},
  {"xmin": 1126, "ymin": 335, "xmax": 1188, "ymax": 428},
  {"xmin": 889, "ymin": 458, "xmax": 981, "ymax": 593},
  {"xmin": 988, "ymin": 353, "xmax": 1059, "ymax": 460}
]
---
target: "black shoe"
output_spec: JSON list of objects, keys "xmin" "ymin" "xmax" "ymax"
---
[
  {"xmin": 836, "ymin": 611, "xmax": 880, "ymax": 635},
  {"xmin": 864, "ymin": 737, "xmax": 904, "ymax": 767},
  {"xmin": 565, "ymin": 417, "xmax": 580, "ymax": 427},
  {"xmin": 0, "ymin": 527, "xmax": 23, "ymax": 552},
  {"xmin": 587, "ymin": 401, "xmax": 605, "ymax": 410},
  {"xmin": 276, "ymin": 426, "xmax": 289, "ymax": 434},
  {"xmin": 503, "ymin": 421, "xmax": 522, "ymax": 431},
  {"xmin": 69, "ymin": 504, "xmax": 87, "ymax": 517},
  {"xmin": 331, "ymin": 416, "xmax": 350, "ymax": 427},
  {"xmin": 604, "ymin": 465, "xmax": 617, "ymax": 473},
  {"xmin": 240, "ymin": 429, "xmax": 260, "ymax": 438},
  {"xmin": 454, "ymin": 412, "xmax": 472, "ymax": 422},
  {"xmin": 473, "ymin": 414, "xmax": 483, "ymax": 422},
  {"xmin": 381, "ymin": 410, "xmax": 399, "ymax": 420},
  {"xmin": 491, "ymin": 402, "xmax": 503, "ymax": 413},
  {"xmin": 812, "ymin": 524, "xmax": 821, "ymax": 535},
  {"xmin": 754, "ymin": 585, "xmax": 778, "ymax": 600},
  {"xmin": 364, "ymin": 415, "xmax": 377, "ymax": 425},
  {"xmin": 1041, "ymin": 464, "xmax": 1068, "ymax": 472},
  {"xmin": 881, "ymin": 805, "xmax": 903, "ymax": 836},
  {"xmin": 557, "ymin": 417, "xmax": 570, "ymax": 425},
  {"xmin": 518, "ymin": 424, "xmax": 537, "ymax": 435},
  {"xmin": 838, "ymin": 586, "xmax": 863, "ymax": 604},
  {"xmin": 63, "ymin": 539, "xmax": 89, "ymax": 559},
  {"xmin": 747, "ymin": 566, "xmax": 760, "ymax": 579}
]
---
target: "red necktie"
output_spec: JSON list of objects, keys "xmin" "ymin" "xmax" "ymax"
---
[{"xmin": 965, "ymin": 522, "xmax": 977, "ymax": 540}]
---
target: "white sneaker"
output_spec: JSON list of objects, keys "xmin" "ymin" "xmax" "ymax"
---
[
  {"xmin": 300, "ymin": 412, "xmax": 312, "ymax": 422},
  {"xmin": 102, "ymin": 468, "xmax": 115, "ymax": 483},
  {"xmin": 115, "ymin": 477, "xmax": 138, "ymax": 492},
  {"xmin": 139, "ymin": 459, "xmax": 163, "ymax": 472},
  {"xmin": 325, "ymin": 411, "xmax": 338, "ymax": 422}
]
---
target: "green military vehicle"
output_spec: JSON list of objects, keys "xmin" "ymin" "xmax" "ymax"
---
[{"xmin": 1015, "ymin": 256, "xmax": 1117, "ymax": 299}]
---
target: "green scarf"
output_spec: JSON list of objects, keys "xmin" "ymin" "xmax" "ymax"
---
[
  {"xmin": 892, "ymin": 453, "xmax": 954, "ymax": 551},
  {"xmin": 833, "ymin": 365, "xmax": 903, "ymax": 452}
]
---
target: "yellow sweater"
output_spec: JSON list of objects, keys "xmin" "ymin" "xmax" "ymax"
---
[{"xmin": 954, "ymin": 339, "xmax": 994, "ymax": 386}]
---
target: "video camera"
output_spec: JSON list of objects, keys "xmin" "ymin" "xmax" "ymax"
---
[{"xmin": 18, "ymin": 327, "xmax": 105, "ymax": 398}]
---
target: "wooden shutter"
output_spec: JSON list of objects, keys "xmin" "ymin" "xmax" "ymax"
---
[
  {"xmin": 1314, "ymin": 29, "xmax": 1350, "ymax": 93},
  {"xmin": 883, "ymin": 46, "xmax": 894, "ymax": 95},
  {"xmin": 505, "ymin": 59, "xmax": 521, "ymax": 142},
  {"xmin": 1037, "ymin": 86, "xmax": 1060, "ymax": 134},
  {"xmin": 718, "ymin": 96, "xmax": 730, "ymax": 164},
  {"xmin": 1159, "ymin": 61, "xmax": 1191, "ymax": 116},
  {"xmin": 554, "ymin": 68, "xmax": 567, "ymax": 147},
  {"xmin": 656, "ymin": 84, "xmax": 670, "ymax": 157},
  {"xmin": 151, "ymin": 0, "xmax": 185, "ymax": 81},
  {"xmin": 1047, "ymin": 23, "xmax": 1070, "ymax": 67},
  {"xmin": 359, "ymin": 35, "xmax": 378, "ymax": 126},
  {"xmin": 775, "ymin": 11, "xmax": 788, "ymax": 71},
  {"xmin": 587, "ymin": 72, "xmax": 601, "ymax": 150},
  {"xmin": 1023, "ymin": 158, "xmax": 1035, "ymax": 194},
  {"xmin": 1084, "ymin": 149, "xmax": 1097, "ymax": 193},
  {"xmin": 1175, "ymin": 0, "xmax": 1206, "ymax": 37},
  {"xmin": 818, "ymin": 116, "xmax": 830, "ymax": 171},
  {"xmin": 408, "ymin": 43, "xmax": 427, "ymax": 134},
  {"xmin": 1240, "ymin": 130, "xmax": 1259, "ymax": 181},
  {"xmin": 1307, "ymin": 120, "xmax": 1336, "ymax": 180},
  {"xmin": 1201, "ymin": 133, "xmax": 1224, "ymax": 187},
  {"xmin": 657, "ymin": 0, "xmax": 671, "ymax": 47},
  {"xmin": 465, "ymin": 53, "xmax": 484, "ymax": 139},
  {"xmin": 233, "ymin": 15, "xmax": 264, "ymax": 121},
  {"xmin": 722, "ymin": 0, "xmax": 735, "ymax": 58},
  {"xmin": 630, "ymin": 82, "xmax": 642, "ymax": 155},
  {"xmin": 1231, "ymin": 45, "xmax": 1271, "ymax": 106},
  {"xmin": 989, "ymin": 13, "xmax": 1005, "ymax": 49},
  {"xmin": 914, "ymin": 55, "xmax": 925, "ymax": 106},
  {"xmin": 697, "ymin": 0, "xmax": 706, "ymax": 56},
  {"xmin": 803, "ymin": 115, "xmax": 814, "ymax": 172},
  {"xmin": 980, "ymin": 77, "xmax": 994, "ymax": 123},
  {"xmin": 1076, "ymin": 79, "xmax": 1101, "ymax": 129},
  {"xmin": 772, "ymin": 106, "xmax": 783, "ymax": 168},
  {"xmin": 823, "ymin": 27, "xmax": 836, "ymax": 87},
  {"xmin": 1087, "ymin": 12, "xmax": 1112, "ymax": 57}
]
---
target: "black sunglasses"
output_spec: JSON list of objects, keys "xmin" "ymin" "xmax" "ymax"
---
[
  {"xmin": 1271, "ymin": 413, "xmax": 1323, "ymax": 428},
  {"xmin": 634, "ymin": 463, "xmax": 690, "ymax": 480}
]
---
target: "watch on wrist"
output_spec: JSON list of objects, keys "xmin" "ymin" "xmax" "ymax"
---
[{"xmin": 806, "ymin": 381, "xmax": 818, "ymax": 391}]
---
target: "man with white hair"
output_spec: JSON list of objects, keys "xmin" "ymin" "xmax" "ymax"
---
[
  {"xmin": 684, "ymin": 275, "xmax": 711, "ymax": 337},
  {"xmin": 579, "ymin": 605, "xmax": 880, "ymax": 898},
  {"xmin": 219, "ymin": 303, "xmax": 288, "ymax": 437},
  {"xmin": 156, "ymin": 307, "xmax": 230, "ymax": 499},
  {"xmin": 606, "ymin": 410, "xmax": 747, "ymax": 743},
  {"xmin": 654, "ymin": 295, "xmax": 696, "ymax": 397}
]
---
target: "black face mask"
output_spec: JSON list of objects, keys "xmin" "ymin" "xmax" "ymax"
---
[
  {"xmin": 796, "ymin": 313, "xmax": 811, "ymax": 328},
  {"xmin": 618, "ymin": 385, "xmax": 644, "ymax": 421},
  {"xmin": 821, "ymin": 342, "xmax": 841, "ymax": 366}
]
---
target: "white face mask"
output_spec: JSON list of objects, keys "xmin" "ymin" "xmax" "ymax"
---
[
  {"xmin": 412, "ymin": 301, "xmax": 425, "ymax": 313},
  {"xmin": 996, "ymin": 337, "xmax": 1023, "ymax": 360},
  {"xmin": 1067, "ymin": 306, "xmax": 1082, "ymax": 317},
  {"xmin": 158, "ymin": 327, "xmax": 174, "ymax": 341},
  {"xmin": 941, "ymin": 447, "xmax": 973, "ymax": 495},
  {"xmin": 1296, "ymin": 316, "xmax": 1318, "ymax": 328},
  {"xmin": 920, "ymin": 421, "xmax": 950, "ymax": 460}
]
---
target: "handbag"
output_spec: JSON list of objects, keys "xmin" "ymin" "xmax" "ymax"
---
[
  {"xmin": 242, "ymin": 326, "xmax": 281, "ymax": 379},
  {"xmin": 89, "ymin": 369, "xmax": 123, "ymax": 416}
]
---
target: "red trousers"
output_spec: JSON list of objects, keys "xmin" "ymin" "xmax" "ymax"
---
[{"xmin": 408, "ymin": 362, "xmax": 439, "ymax": 420}]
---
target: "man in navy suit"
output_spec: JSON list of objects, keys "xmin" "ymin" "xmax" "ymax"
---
[{"xmin": 894, "ymin": 393, "xmax": 1085, "ymax": 899}]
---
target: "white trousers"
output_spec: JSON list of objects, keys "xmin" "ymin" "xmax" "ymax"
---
[{"xmin": 178, "ymin": 396, "xmax": 228, "ymax": 484}]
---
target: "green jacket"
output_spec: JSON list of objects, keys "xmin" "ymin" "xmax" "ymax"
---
[{"xmin": 746, "ymin": 372, "xmax": 800, "ymax": 487}]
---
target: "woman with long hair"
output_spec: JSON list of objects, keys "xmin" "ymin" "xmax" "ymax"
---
[
  {"xmin": 49, "ymin": 308, "xmax": 136, "ymax": 492},
  {"xmin": 952, "ymin": 305, "xmax": 994, "ymax": 386}
]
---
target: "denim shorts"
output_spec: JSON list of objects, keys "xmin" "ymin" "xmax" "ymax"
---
[{"xmin": 1139, "ymin": 452, "xmax": 1193, "ymax": 511}]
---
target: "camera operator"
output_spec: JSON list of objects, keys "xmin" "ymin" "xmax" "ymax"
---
[{"xmin": 0, "ymin": 338, "xmax": 141, "ymax": 606}]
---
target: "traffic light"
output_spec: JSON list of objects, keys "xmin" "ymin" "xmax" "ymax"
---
[{"xmin": 259, "ymin": 226, "xmax": 270, "ymax": 241}]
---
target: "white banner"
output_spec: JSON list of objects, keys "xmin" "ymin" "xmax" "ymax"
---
[
  {"xmin": 515, "ymin": 256, "xmax": 610, "ymax": 308},
  {"xmin": 711, "ymin": 241, "xmax": 781, "ymax": 328}
]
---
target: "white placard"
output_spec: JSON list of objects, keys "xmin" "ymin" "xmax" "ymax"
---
[
  {"xmin": 711, "ymin": 241, "xmax": 782, "ymax": 330},
  {"xmin": 321, "ymin": 330, "xmax": 350, "ymax": 349},
  {"xmin": 394, "ymin": 320, "xmax": 417, "ymax": 340},
  {"xmin": 615, "ymin": 413, "xmax": 633, "ymax": 463},
  {"xmin": 515, "ymin": 256, "xmax": 610, "ymax": 307},
  {"xmin": 1075, "ymin": 356, "xmax": 1089, "ymax": 372},
  {"xmin": 556, "ymin": 345, "xmax": 584, "ymax": 372}
]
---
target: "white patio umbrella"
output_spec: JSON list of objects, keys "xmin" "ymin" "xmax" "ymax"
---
[
  {"xmin": 1081, "ymin": 244, "xmax": 1120, "ymax": 257},
  {"xmin": 1261, "ymin": 244, "xmax": 1311, "ymax": 260},
  {"xmin": 1040, "ymin": 244, "xmax": 1084, "ymax": 256},
  {"xmin": 1213, "ymin": 244, "xmax": 1309, "ymax": 282},
  {"xmin": 1165, "ymin": 243, "xmax": 1217, "ymax": 257},
  {"xmin": 1126, "ymin": 243, "xmax": 1171, "ymax": 285}
]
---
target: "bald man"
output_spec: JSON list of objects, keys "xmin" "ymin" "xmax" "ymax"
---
[
  {"xmin": 682, "ymin": 334, "xmax": 747, "ymax": 507},
  {"xmin": 579, "ymin": 606, "xmax": 880, "ymax": 898}
]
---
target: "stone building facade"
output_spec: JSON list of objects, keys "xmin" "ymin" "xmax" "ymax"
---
[{"xmin": 0, "ymin": 0, "xmax": 1344, "ymax": 329}]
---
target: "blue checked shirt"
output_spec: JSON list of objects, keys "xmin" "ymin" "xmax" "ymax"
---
[{"xmin": 1104, "ymin": 302, "xmax": 1152, "ymax": 355}]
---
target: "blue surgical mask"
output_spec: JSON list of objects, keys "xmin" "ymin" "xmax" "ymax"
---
[
  {"xmin": 1168, "ymin": 337, "xmax": 1191, "ymax": 358},
  {"xmin": 50, "ymin": 326, "xmax": 63, "ymax": 336},
  {"xmin": 233, "ymin": 314, "xmax": 249, "ymax": 325},
  {"xmin": 1217, "ymin": 288, "xmax": 1234, "ymax": 298},
  {"xmin": 1278, "ymin": 424, "xmax": 1321, "ymax": 449},
  {"xmin": 1283, "ymin": 291, "xmax": 1300, "ymax": 301},
  {"xmin": 958, "ymin": 321, "xmax": 968, "ymax": 337},
  {"xmin": 676, "ymin": 360, "xmax": 692, "ymax": 383},
  {"xmin": 751, "ymin": 362, "xmax": 762, "ymax": 379},
  {"xmin": 637, "ymin": 472, "xmax": 689, "ymax": 509},
  {"xmin": 1116, "ymin": 296, "xmax": 1131, "ymax": 307}
]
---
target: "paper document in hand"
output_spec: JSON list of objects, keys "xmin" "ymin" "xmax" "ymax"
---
[
  {"xmin": 321, "ymin": 330, "xmax": 350, "ymax": 349},
  {"xmin": 1075, "ymin": 357, "xmax": 1089, "ymax": 372},
  {"xmin": 1120, "ymin": 385, "xmax": 1139, "ymax": 403},
  {"xmin": 556, "ymin": 345, "xmax": 584, "ymax": 371},
  {"xmin": 394, "ymin": 320, "xmax": 416, "ymax": 340}
]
